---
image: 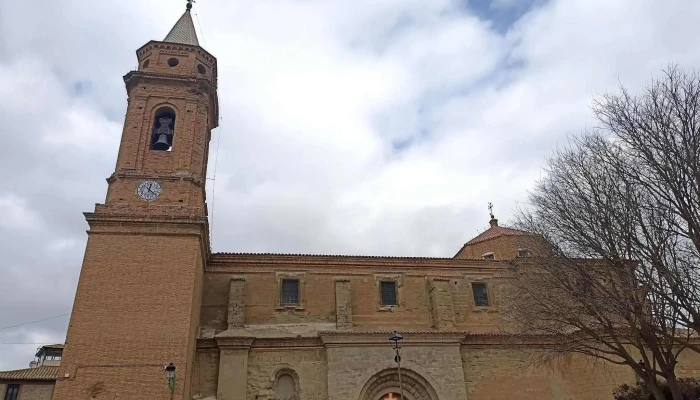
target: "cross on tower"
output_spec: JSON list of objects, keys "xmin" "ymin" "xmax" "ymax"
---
[{"xmin": 488, "ymin": 202, "xmax": 494, "ymax": 219}]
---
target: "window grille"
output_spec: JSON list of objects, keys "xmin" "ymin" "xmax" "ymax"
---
[
  {"xmin": 472, "ymin": 282, "xmax": 489, "ymax": 306},
  {"xmin": 281, "ymin": 279, "xmax": 299, "ymax": 305},
  {"xmin": 380, "ymin": 281, "xmax": 397, "ymax": 306}
]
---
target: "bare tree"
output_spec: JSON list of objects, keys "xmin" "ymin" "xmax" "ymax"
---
[{"xmin": 505, "ymin": 66, "xmax": 700, "ymax": 400}]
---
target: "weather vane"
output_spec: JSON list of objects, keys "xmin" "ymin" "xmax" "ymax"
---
[{"xmin": 488, "ymin": 202, "xmax": 494, "ymax": 219}]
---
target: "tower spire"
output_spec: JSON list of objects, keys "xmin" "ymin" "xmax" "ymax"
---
[{"xmin": 163, "ymin": 1, "xmax": 199, "ymax": 46}]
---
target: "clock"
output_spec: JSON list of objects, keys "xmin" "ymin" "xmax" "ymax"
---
[{"xmin": 137, "ymin": 180, "xmax": 162, "ymax": 201}]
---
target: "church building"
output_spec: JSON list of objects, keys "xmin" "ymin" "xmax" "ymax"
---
[{"xmin": 43, "ymin": 3, "xmax": 699, "ymax": 400}]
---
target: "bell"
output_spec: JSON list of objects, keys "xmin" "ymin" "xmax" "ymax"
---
[{"xmin": 152, "ymin": 133, "xmax": 170, "ymax": 151}]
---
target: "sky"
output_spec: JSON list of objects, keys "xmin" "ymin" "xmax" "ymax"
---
[{"xmin": 1, "ymin": 0, "xmax": 699, "ymax": 370}]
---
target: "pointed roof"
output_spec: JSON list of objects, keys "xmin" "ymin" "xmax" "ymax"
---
[{"xmin": 164, "ymin": 8, "xmax": 199, "ymax": 46}]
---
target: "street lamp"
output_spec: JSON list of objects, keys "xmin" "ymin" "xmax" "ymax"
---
[
  {"xmin": 164, "ymin": 362, "xmax": 176, "ymax": 400},
  {"xmin": 389, "ymin": 331, "xmax": 404, "ymax": 400}
]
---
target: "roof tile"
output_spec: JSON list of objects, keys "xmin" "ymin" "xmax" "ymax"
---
[{"xmin": 0, "ymin": 366, "xmax": 58, "ymax": 381}]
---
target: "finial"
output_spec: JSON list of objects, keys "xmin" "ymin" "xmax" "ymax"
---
[
  {"xmin": 186, "ymin": 0, "xmax": 194, "ymax": 10},
  {"xmin": 488, "ymin": 202, "xmax": 498, "ymax": 227}
]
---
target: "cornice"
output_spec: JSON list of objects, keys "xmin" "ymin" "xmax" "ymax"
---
[
  {"xmin": 207, "ymin": 253, "xmax": 509, "ymax": 271},
  {"xmin": 215, "ymin": 336, "xmax": 255, "ymax": 350},
  {"xmin": 83, "ymin": 212, "xmax": 210, "ymax": 260},
  {"xmin": 123, "ymin": 71, "xmax": 216, "ymax": 95},
  {"xmin": 203, "ymin": 330, "xmax": 666, "ymax": 350},
  {"xmin": 107, "ymin": 172, "xmax": 206, "ymax": 187},
  {"xmin": 319, "ymin": 330, "xmax": 468, "ymax": 346},
  {"xmin": 136, "ymin": 40, "xmax": 216, "ymax": 66},
  {"xmin": 84, "ymin": 212, "xmax": 207, "ymax": 226}
]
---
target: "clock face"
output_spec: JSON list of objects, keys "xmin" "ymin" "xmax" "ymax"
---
[{"xmin": 137, "ymin": 180, "xmax": 162, "ymax": 201}]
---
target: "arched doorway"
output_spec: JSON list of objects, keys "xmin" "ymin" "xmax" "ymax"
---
[{"xmin": 359, "ymin": 368, "xmax": 439, "ymax": 400}]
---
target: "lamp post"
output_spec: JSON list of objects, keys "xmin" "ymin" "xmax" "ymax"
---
[
  {"xmin": 165, "ymin": 362, "xmax": 176, "ymax": 400},
  {"xmin": 389, "ymin": 331, "xmax": 404, "ymax": 400}
]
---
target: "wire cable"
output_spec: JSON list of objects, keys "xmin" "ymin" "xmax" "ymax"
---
[
  {"xmin": 0, "ymin": 314, "xmax": 69, "ymax": 331},
  {"xmin": 209, "ymin": 113, "xmax": 223, "ymax": 247},
  {"xmin": 0, "ymin": 342, "xmax": 58, "ymax": 345},
  {"xmin": 194, "ymin": 10, "xmax": 208, "ymax": 49}
]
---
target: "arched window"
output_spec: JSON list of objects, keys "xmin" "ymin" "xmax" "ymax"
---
[
  {"xmin": 151, "ymin": 107, "xmax": 176, "ymax": 151},
  {"xmin": 275, "ymin": 374, "xmax": 298, "ymax": 400}
]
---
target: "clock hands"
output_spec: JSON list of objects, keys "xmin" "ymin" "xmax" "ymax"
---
[
  {"xmin": 147, "ymin": 182, "xmax": 156, "ymax": 196},
  {"xmin": 139, "ymin": 181, "xmax": 159, "ymax": 199}
]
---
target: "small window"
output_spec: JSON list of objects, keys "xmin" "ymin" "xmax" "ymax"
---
[
  {"xmin": 197, "ymin": 64, "xmax": 207, "ymax": 74},
  {"xmin": 167, "ymin": 57, "xmax": 179, "ymax": 67},
  {"xmin": 472, "ymin": 282, "xmax": 489, "ymax": 307},
  {"xmin": 517, "ymin": 248, "xmax": 531, "ymax": 258},
  {"xmin": 482, "ymin": 252, "xmax": 495, "ymax": 260},
  {"xmin": 281, "ymin": 279, "xmax": 299, "ymax": 305},
  {"xmin": 142, "ymin": 59, "xmax": 150, "ymax": 69},
  {"xmin": 380, "ymin": 281, "xmax": 397, "ymax": 306},
  {"xmin": 4, "ymin": 385, "xmax": 19, "ymax": 400}
]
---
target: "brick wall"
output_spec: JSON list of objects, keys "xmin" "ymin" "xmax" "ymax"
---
[
  {"xmin": 462, "ymin": 347, "xmax": 634, "ymax": 399},
  {"xmin": 457, "ymin": 235, "xmax": 550, "ymax": 260},
  {"xmin": 52, "ymin": 231, "xmax": 206, "ymax": 400}
]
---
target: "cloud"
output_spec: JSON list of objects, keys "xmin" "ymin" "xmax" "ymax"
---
[{"xmin": 1, "ymin": 0, "xmax": 700, "ymax": 369}]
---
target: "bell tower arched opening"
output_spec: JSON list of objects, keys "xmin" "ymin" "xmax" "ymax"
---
[{"xmin": 151, "ymin": 107, "xmax": 176, "ymax": 151}]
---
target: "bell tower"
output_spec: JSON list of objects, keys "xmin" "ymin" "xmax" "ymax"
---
[{"xmin": 53, "ymin": 2, "xmax": 218, "ymax": 399}]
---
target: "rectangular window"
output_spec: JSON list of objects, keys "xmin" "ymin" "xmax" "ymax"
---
[
  {"xmin": 472, "ymin": 282, "xmax": 489, "ymax": 307},
  {"xmin": 380, "ymin": 281, "xmax": 397, "ymax": 306},
  {"xmin": 4, "ymin": 385, "xmax": 19, "ymax": 400},
  {"xmin": 482, "ymin": 252, "xmax": 495, "ymax": 260},
  {"xmin": 281, "ymin": 279, "xmax": 299, "ymax": 305}
]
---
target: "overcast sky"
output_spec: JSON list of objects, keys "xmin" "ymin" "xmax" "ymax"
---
[{"xmin": 1, "ymin": 0, "xmax": 699, "ymax": 370}]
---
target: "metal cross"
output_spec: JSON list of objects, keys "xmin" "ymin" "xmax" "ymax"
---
[{"xmin": 488, "ymin": 202, "xmax": 494, "ymax": 219}]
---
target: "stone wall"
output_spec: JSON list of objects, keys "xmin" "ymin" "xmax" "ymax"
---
[
  {"xmin": 246, "ymin": 348, "xmax": 327, "ymax": 400},
  {"xmin": 324, "ymin": 333, "xmax": 466, "ymax": 400},
  {"xmin": 191, "ymin": 349, "xmax": 219, "ymax": 399},
  {"xmin": 461, "ymin": 347, "xmax": 635, "ymax": 399},
  {"xmin": 0, "ymin": 382, "xmax": 55, "ymax": 400}
]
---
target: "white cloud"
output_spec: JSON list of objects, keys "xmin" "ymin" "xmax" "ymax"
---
[
  {"xmin": 0, "ymin": 194, "xmax": 43, "ymax": 231},
  {"xmin": 2, "ymin": 0, "xmax": 700, "ymax": 369}
]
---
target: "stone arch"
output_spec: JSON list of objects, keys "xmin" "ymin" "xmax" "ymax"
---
[
  {"xmin": 358, "ymin": 368, "xmax": 439, "ymax": 400},
  {"xmin": 268, "ymin": 364, "xmax": 301, "ymax": 400}
]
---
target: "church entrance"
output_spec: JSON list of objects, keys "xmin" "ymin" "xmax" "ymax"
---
[{"xmin": 359, "ymin": 368, "xmax": 438, "ymax": 400}]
